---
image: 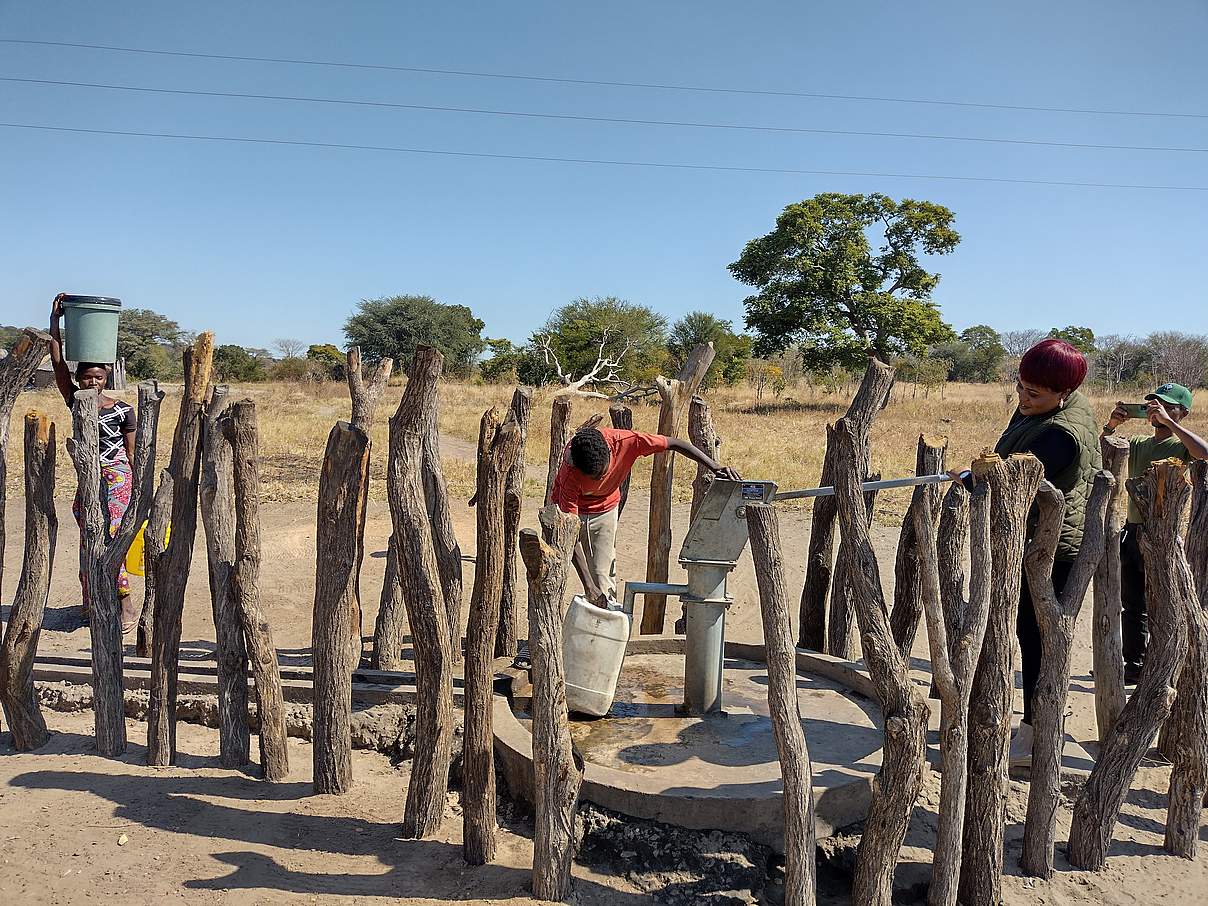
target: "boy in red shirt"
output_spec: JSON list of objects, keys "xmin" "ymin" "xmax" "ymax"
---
[{"xmin": 552, "ymin": 426, "xmax": 740, "ymax": 604}]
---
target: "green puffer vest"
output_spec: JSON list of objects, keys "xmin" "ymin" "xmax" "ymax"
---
[{"xmin": 994, "ymin": 390, "xmax": 1102, "ymax": 561}]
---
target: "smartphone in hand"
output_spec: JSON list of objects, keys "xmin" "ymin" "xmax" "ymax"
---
[{"xmin": 1122, "ymin": 402, "xmax": 1150, "ymax": 418}]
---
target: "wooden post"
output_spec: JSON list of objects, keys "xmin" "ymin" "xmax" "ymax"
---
[
  {"xmin": 148, "ymin": 333, "xmax": 213, "ymax": 766},
  {"xmin": 1093, "ymin": 435, "xmax": 1130, "ymax": 741},
  {"xmin": 641, "ymin": 342, "xmax": 715, "ymax": 634},
  {"xmin": 913, "ymin": 480, "xmax": 990, "ymax": 906},
  {"xmin": 0, "ymin": 411, "xmax": 57, "ymax": 750},
  {"xmin": 199, "ymin": 385, "xmax": 250, "ymax": 768},
  {"xmin": 136, "ymin": 472, "xmax": 172, "ymax": 658},
  {"xmin": 608, "ymin": 402, "xmax": 634, "ymax": 517},
  {"xmin": 312, "ymin": 421, "xmax": 371, "ymax": 795},
  {"xmin": 544, "ymin": 395, "xmax": 573, "ymax": 506},
  {"xmin": 827, "ymin": 475, "xmax": 879, "ymax": 660},
  {"xmin": 831, "ymin": 409, "xmax": 929, "ymax": 906},
  {"xmin": 388, "ymin": 346, "xmax": 455, "ymax": 838},
  {"xmin": 889, "ymin": 434, "xmax": 947, "ymax": 656},
  {"xmin": 958, "ymin": 452, "xmax": 1044, "ymax": 905},
  {"xmin": 371, "ymin": 537, "xmax": 405, "ymax": 671},
  {"xmin": 1069, "ymin": 459, "xmax": 1193, "ymax": 870},
  {"xmin": 519, "ymin": 505, "xmax": 583, "ymax": 903},
  {"xmin": 462, "ymin": 407, "xmax": 522, "ymax": 864},
  {"xmin": 1165, "ymin": 458, "xmax": 1208, "ymax": 858},
  {"xmin": 1021, "ymin": 473, "xmax": 1114, "ymax": 878},
  {"xmin": 799, "ymin": 360, "xmax": 895, "ymax": 651},
  {"xmin": 747, "ymin": 504, "xmax": 817, "ymax": 906},
  {"xmin": 497, "ymin": 386, "xmax": 533, "ymax": 658},
  {"xmin": 226, "ymin": 398, "xmax": 290, "ymax": 781},
  {"xmin": 0, "ymin": 329, "xmax": 50, "ymax": 602},
  {"xmin": 69, "ymin": 380, "xmax": 164, "ymax": 756},
  {"xmin": 688, "ymin": 395, "xmax": 720, "ymax": 522},
  {"xmin": 423, "ymin": 409, "xmax": 464, "ymax": 662}
]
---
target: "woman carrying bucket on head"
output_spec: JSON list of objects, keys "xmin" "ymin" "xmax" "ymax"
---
[{"xmin": 49, "ymin": 292, "xmax": 139, "ymax": 632}]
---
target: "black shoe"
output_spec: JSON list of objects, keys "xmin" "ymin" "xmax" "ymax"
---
[{"xmin": 1124, "ymin": 663, "xmax": 1144, "ymax": 685}]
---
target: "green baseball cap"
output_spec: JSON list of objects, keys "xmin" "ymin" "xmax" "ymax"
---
[{"xmin": 1147, "ymin": 382, "xmax": 1193, "ymax": 411}]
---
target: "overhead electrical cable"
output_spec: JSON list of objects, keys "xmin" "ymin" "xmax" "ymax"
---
[
  {"xmin": 3, "ymin": 75, "xmax": 1205, "ymax": 154},
  {"xmin": 2, "ymin": 37, "xmax": 1206, "ymax": 121},
  {"xmin": 2, "ymin": 121, "xmax": 1204, "ymax": 191}
]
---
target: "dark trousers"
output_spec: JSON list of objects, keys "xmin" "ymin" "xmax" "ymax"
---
[
  {"xmin": 1017, "ymin": 558, "xmax": 1074, "ymax": 726},
  {"xmin": 1120, "ymin": 524, "xmax": 1148, "ymax": 668}
]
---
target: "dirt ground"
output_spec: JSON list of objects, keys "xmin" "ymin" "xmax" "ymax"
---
[{"xmin": 3, "ymin": 465, "xmax": 1207, "ymax": 903}]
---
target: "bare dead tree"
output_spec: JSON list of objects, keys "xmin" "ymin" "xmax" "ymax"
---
[
  {"xmin": 1093, "ymin": 435, "xmax": 1130, "ymax": 741},
  {"xmin": 1021, "ymin": 473, "xmax": 1114, "ymax": 878},
  {"xmin": 497, "ymin": 386, "xmax": 533, "ymax": 658},
  {"xmin": 608, "ymin": 402, "xmax": 634, "ymax": 517},
  {"xmin": 312, "ymin": 421, "xmax": 371, "ymax": 795},
  {"xmin": 69, "ymin": 380, "xmax": 164, "ymax": 756},
  {"xmin": 0, "ymin": 411, "xmax": 57, "ymax": 750},
  {"xmin": 148, "ymin": 334, "xmax": 213, "ymax": 766},
  {"xmin": 535, "ymin": 328, "xmax": 637, "ymax": 399},
  {"xmin": 462, "ymin": 407, "xmax": 522, "ymax": 864},
  {"xmin": 519, "ymin": 505, "xmax": 583, "ymax": 902},
  {"xmin": 958, "ymin": 452, "xmax": 1044, "ymax": 905},
  {"xmin": 136, "ymin": 473, "xmax": 172, "ymax": 658},
  {"xmin": 423, "ymin": 409, "xmax": 463, "ymax": 662},
  {"xmin": 1069, "ymin": 460, "xmax": 1193, "ymax": 870},
  {"xmin": 544, "ymin": 395, "xmax": 573, "ymax": 506},
  {"xmin": 889, "ymin": 434, "xmax": 947, "ymax": 656},
  {"xmin": 641, "ymin": 343, "xmax": 715, "ymax": 634},
  {"xmin": 748, "ymin": 503, "xmax": 817, "ymax": 906}
]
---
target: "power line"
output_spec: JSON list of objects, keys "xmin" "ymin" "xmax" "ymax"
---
[
  {"xmin": 2, "ymin": 121, "xmax": 1204, "ymax": 191},
  {"xmin": 4, "ymin": 75, "xmax": 1205, "ymax": 155},
  {"xmin": 3, "ymin": 37, "xmax": 1206, "ymax": 121}
]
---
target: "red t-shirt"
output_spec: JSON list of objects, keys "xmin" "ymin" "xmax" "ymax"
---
[{"xmin": 552, "ymin": 428, "xmax": 670, "ymax": 515}]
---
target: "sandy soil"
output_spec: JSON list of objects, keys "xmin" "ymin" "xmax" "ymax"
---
[{"xmin": 3, "ymin": 464, "xmax": 1207, "ymax": 903}]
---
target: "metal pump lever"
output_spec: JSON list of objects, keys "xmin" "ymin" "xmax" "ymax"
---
[{"xmin": 772, "ymin": 472, "xmax": 953, "ymax": 502}]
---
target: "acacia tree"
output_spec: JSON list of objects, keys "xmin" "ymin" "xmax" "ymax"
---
[
  {"xmin": 730, "ymin": 193, "xmax": 959, "ymax": 367},
  {"xmin": 345, "ymin": 295, "xmax": 486, "ymax": 376}
]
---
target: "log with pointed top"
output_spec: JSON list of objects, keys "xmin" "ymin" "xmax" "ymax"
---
[
  {"xmin": 1093, "ymin": 434, "xmax": 1130, "ymax": 741},
  {"xmin": 497, "ymin": 386, "xmax": 533, "ymax": 658}
]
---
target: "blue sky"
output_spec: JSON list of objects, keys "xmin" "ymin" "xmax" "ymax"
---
[{"xmin": 2, "ymin": 2, "xmax": 1205, "ymax": 350}]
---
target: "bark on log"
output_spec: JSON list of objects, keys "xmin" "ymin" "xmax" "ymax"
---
[
  {"xmin": 0, "ymin": 411, "xmax": 57, "ymax": 750},
  {"xmin": 799, "ymin": 360, "xmax": 895, "ymax": 651},
  {"xmin": 388, "ymin": 346, "xmax": 454, "ymax": 838},
  {"xmin": 497, "ymin": 386, "xmax": 533, "ymax": 658},
  {"xmin": 137, "ymin": 472, "xmax": 172, "ymax": 658},
  {"xmin": 0, "ymin": 329, "xmax": 50, "ymax": 602},
  {"xmin": 688, "ymin": 395, "xmax": 720, "ymax": 523},
  {"xmin": 544, "ymin": 396, "xmax": 573, "ymax": 506},
  {"xmin": 371, "ymin": 536, "xmax": 406, "ymax": 671},
  {"xmin": 422, "ymin": 404, "xmax": 463, "ymax": 662},
  {"xmin": 519, "ymin": 504, "xmax": 583, "ymax": 903},
  {"xmin": 148, "ymin": 334, "xmax": 213, "ymax": 766},
  {"xmin": 226, "ymin": 398, "xmax": 290, "ymax": 782},
  {"xmin": 914, "ymin": 480, "xmax": 990, "ymax": 906},
  {"xmin": 641, "ymin": 343, "xmax": 715, "ymax": 634},
  {"xmin": 827, "ymin": 476, "xmax": 879, "ymax": 661},
  {"xmin": 1021, "ymin": 473, "xmax": 1114, "ymax": 879},
  {"xmin": 747, "ymin": 504, "xmax": 817, "ymax": 906},
  {"xmin": 70, "ymin": 381, "xmax": 164, "ymax": 756},
  {"xmin": 890, "ymin": 434, "xmax": 947, "ymax": 657},
  {"xmin": 832, "ymin": 416, "xmax": 928, "ymax": 906},
  {"xmin": 608, "ymin": 403, "xmax": 634, "ymax": 518},
  {"xmin": 200, "ymin": 385, "xmax": 250, "ymax": 768},
  {"xmin": 1093, "ymin": 435, "xmax": 1130, "ymax": 742},
  {"xmin": 1068, "ymin": 459, "xmax": 1193, "ymax": 870},
  {"xmin": 462, "ymin": 407, "xmax": 522, "ymax": 864},
  {"xmin": 958, "ymin": 452, "xmax": 1044, "ymax": 905},
  {"xmin": 312, "ymin": 421, "xmax": 371, "ymax": 795}
]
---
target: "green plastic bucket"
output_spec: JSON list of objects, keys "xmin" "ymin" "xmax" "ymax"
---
[{"xmin": 62, "ymin": 295, "xmax": 122, "ymax": 364}]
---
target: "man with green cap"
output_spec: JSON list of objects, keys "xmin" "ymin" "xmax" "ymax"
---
[{"xmin": 1103, "ymin": 383, "xmax": 1208, "ymax": 681}]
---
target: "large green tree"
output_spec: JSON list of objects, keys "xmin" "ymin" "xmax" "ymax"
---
[
  {"xmin": 529, "ymin": 296, "xmax": 667, "ymax": 386},
  {"xmin": 117, "ymin": 307, "xmax": 189, "ymax": 379},
  {"xmin": 213, "ymin": 344, "xmax": 268, "ymax": 382},
  {"xmin": 1048, "ymin": 325, "xmax": 1096, "ymax": 354},
  {"xmin": 344, "ymin": 295, "xmax": 485, "ymax": 376},
  {"xmin": 667, "ymin": 311, "xmax": 752, "ymax": 387},
  {"xmin": 729, "ymin": 192, "xmax": 959, "ymax": 368},
  {"xmin": 931, "ymin": 324, "xmax": 1007, "ymax": 383}
]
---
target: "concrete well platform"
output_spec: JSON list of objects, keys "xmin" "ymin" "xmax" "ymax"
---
[{"xmin": 494, "ymin": 638, "xmax": 888, "ymax": 849}]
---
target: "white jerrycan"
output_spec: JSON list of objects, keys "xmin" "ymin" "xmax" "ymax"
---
[{"xmin": 562, "ymin": 595, "xmax": 631, "ymax": 717}]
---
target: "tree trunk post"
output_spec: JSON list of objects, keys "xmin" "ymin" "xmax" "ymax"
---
[
  {"xmin": 136, "ymin": 472, "xmax": 172, "ymax": 658},
  {"xmin": 497, "ymin": 386, "xmax": 533, "ymax": 658},
  {"xmin": 608, "ymin": 403, "xmax": 634, "ymax": 518},
  {"xmin": 641, "ymin": 343, "xmax": 715, "ymax": 634},
  {"xmin": 688, "ymin": 395, "xmax": 720, "ymax": 522},
  {"xmin": 148, "ymin": 333, "xmax": 213, "ymax": 766},
  {"xmin": 747, "ymin": 504, "xmax": 817, "ymax": 906},
  {"xmin": 544, "ymin": 395, "xmax": 574, "ymax": 506},
  {"xmin": 421, "ymin": 402, "xmax": 464, "ymax": 663},
  {"xmin": 463, "ymin": 407, "xmax": 522, "ymax": 864},
  {"xmin": 312, "ymin": 421, "xmax": 371, "ymax": 795},
  {"xmin": 200, "ymin": 385, "xmax": 250, "ymax": 768},
  {"xmin": 371, "ymin": 536, "xmax": 406, "ymax": 670},
  {"xmin": 827, "ymin": 476, "xmax": 879, "ymax": 660},
  {"xmin": 890, "ymin": 434, "xmax": 948, "ymax": 656},
  {"xmin": 1093, "ymin": 435, "xmax": 1130, "ymax": 741},
  {"xmin": 958, "ymin": 452, "xmax": 1045, "ymax": 905},
  {"xmin": 1021, "ymin": 473, "xmax": 1114, "ymax": 879},
  {"xmin": 226, "ymin": 398, "xmax": 290, "ymax": 782},
  {"xmin": 389, "ymin": 345, "xmax": 455, "ymax": 838},
  {"xmin": 1069, "ymin": 459, "xmax": 1193, "ymax": 870},
  {"xmin": 0, "ymin": 411, "xmax": 57, "ymax": 750},
  {"xmin": 520, "ymin": 504, "xmax": 583, "ymax": 903}
]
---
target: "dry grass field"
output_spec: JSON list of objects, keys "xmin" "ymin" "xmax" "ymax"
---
[{"xmin": 8, "ymin": 377, "xmax": 1202, "ymax": 525}]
